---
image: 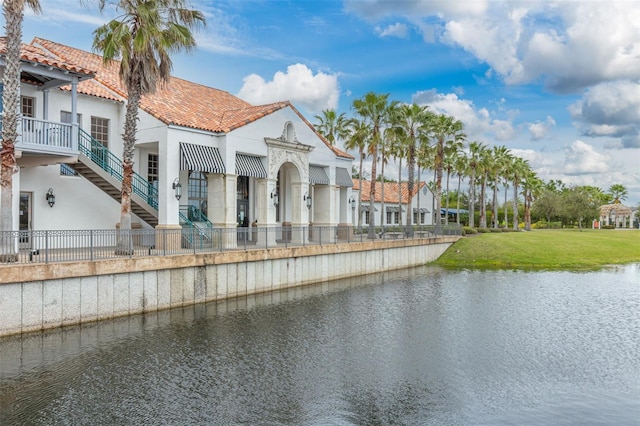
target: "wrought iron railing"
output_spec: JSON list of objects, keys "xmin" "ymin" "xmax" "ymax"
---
[
  {"xmin": 77, "ymin": 129, "xmax": 159, "ymax": 209},
  {"xmin": 0, "ymin": 224, "xmax": 462, "ymax": 265}
]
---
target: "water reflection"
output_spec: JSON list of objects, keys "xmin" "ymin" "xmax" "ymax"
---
[{"xmin": 1, "ymin": 265, "xmax": 639, "ymax": 425}]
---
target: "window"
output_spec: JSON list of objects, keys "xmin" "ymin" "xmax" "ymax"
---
[
  {"xmin": 188, "ymin": 171, "xmax": 208, "ymax": 216},
  {"xmin": 91, "ymin": 116, "xmax": 109, "ymax": 147},
  {"xmin": 285, "ymin": 122, "xmax": 294, "ymax": 142},
  {"xmin": 21, "ymin": 96, "xmax": 35, "ymax": 118},
  {"xmin": 60, "ymin": 111, "xmax": 82, "ymax": 126},
  {"xmin": 394, "ymin": 211, "xmax": 400, "ymax": 224},
  {"xmin": 421, "ymin": 212, "xmax": 426, "ymax": 224},
  {"xmin": 364, "ymin": 211, "xmax": 370, "ymax": 225},
  {"xmin": 237, "ymin": 176, "xmax": 249, "ymax": 200},
  {"xmin": 386, "ymin": 211, "xmax": 392, "ymax": 225},
  {"xmin": 147, "ymin": 154, "xmax": 159, "ymax": 184}
]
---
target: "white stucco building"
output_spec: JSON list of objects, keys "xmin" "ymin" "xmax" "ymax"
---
[{"xmin": 1, "ymin": 37, "xmax": 356, "ymax": 248}]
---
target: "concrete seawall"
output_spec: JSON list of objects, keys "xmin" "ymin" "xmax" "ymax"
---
[{"xmin": 0, "ymin": 237, "xmax": 457, "ymax": 337}]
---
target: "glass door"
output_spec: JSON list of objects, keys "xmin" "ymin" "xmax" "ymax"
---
[{"xmin": 19, "ymin": 192, "xmax": 32, "ymax": 248}]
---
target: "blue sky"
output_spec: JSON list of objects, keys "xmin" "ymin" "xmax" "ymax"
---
[{"xmin": 17, "ymin": 0, "xmax": 640, "ymax": 205}]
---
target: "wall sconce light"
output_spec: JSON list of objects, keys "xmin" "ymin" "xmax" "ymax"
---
[
  {"xmin": 271, "ymin": 189, "xmax": 279, "ymax": 207},
  {"xmin": 348, "ymin": 195, "xmax": 356, "ymax": 210},
  {"xmin": 304, "ymin": 192, "xmax": 312, "ymax": 209},
  {"xmin": 172, "ymin": 178, "xmax": 182, "ymax": 201},
  {"xmin": 45, "ymin": 188, "xmax": 56, "ymax": 207}
]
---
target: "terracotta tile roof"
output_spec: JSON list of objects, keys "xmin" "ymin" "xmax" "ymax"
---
[
  {"xmin": 29, "ymin": 37, "xmax": 354, "ymax": 159},
  {"xmin": 0, "ymin": 37, "xmax": 94, "ymax": 77},
  {"xmin": 353, "ymin": 179, "xmax": 427, "ymax": 204}
]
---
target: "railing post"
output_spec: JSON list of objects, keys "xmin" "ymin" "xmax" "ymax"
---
[
  {"xmin": 45, "ymin": 231, "xmax": 49, "ymax": 264},
  {"xmin": 90, "ymin": 230, "xmax": 94, "ymax": 261}
]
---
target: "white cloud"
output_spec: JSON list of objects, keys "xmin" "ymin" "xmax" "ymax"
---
[
  {"xmin": 236, "ymin": 64, "xmax": 339, "ymax": 113},
  {"xmin": 377, "ymin": 23, "xmax": 409, "ymax": 38},
  {"xmin": 528, "ymin": 116, "xmax": 556, "ymax": 141},
  {"xmin": 569, "ymin": 80, "xmax": 640, "ymax": 148},
  {"xmin": 348, "ymin": 1, "xmax": 640, "ymax": 93},
  {"xmin": 563, "ymin": 140, "xmax": 610, "ymax": 175},
  {"xmin": 411, "ymin": 89, "xmax": 516, "ymax": 141}
]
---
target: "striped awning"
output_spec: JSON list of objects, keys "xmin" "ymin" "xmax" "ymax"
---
[
  {"xmin": 360, "ymin": 205, "xmax": 378, "ymax": 212},
  {"xmin": 309, "ymin": 165, "xmax": 330, "ymax": 185},
  {"xmin": 413, "ymin": 208, "xmax": 430, "ymax": 213},
  {"xmin": 180, "ymin": 142, "xmax": 225, "ymax": 174},
  {"xmin": 386, "ymin": 206, "xmax": 405, "ymax": 213},
  {"xmin": 236, "ymin": 154, "xmax": 267, "ymax": 178},
  {"xmin": 335, "ymin": 167, "xmax": 353, "ymax": 187}
]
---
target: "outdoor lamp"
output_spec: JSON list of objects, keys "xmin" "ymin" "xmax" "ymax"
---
[
  {"xmin": 46, "ymin": 188, "xmax": 55, "ymax": 207},
  {"xmin": 304, "ymin": 192, "xmax": 312, "ymax": 209},
  {"xmin": 271, "ymin": 189, "xmax": 279, "ymax": 207},
  {"xmin": 349, "ymin": 195, "xmax": 356, "ymax": 210},
  {"xmin": 172, "ymin": 178, "xmax": 182, "ymax": 201}
]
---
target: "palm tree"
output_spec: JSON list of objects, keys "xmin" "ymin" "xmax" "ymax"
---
[
  {"xmin": 428, "ymin": 114, "xmax": 465, "ymax": 228},
  {"xmin": 314, "ymin": 109, "xmax": 349, "ymax": 146},
  {"xmin": 477, "ymin": 147, "xmax": 493, "ymax": 229},
  {"xmin": 522, "ymin": 170, "xmax": 542, "ymax": 231},
  {"xmin": 389, "ymin": 103, "xmax": 431, "ymax": 230},
  {"xmin": 443, "ymin": 134, "xmax": 464, "ymax": 223},
  {"xmin": 344, "ymin": 118, "xmax": 370, "ymax": 228},
  {"xmin": 607, "ymin": 184, "xmax": 628, "ymax": 204},
  {"xmin": 501, "ymin": 150, "xmax": 515, "ymax": 229},
  {"xmin": 93, "ymin": 0, "xmax": 205, "ymax": 254},
  {"xmin": 1, "ymin": 0, "xmax": 41, "ymax": 261},
  {"xmin": 490, "ymin": 145, "xmax": 509, "ymax": 228},
  {"xmin": 352, "ymin": 92, "xmax": 396, "ymax": 238},
  {"xmin": 453, "ymin": 150, "xmax": 468, "ymax": 225},
  {"xmin": 386, "ymin": 118, "xmax": 406, "ymax": 223},
  {"xmin": 467, "ymin": 141, "xmax": 486, "ymax": 228},
  {"xmin": 511, "ymin": 157, "xmax": 530, "ymax": 230}
]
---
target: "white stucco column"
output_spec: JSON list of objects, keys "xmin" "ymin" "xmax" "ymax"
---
[
  {"xmin": 155, "ymin": 141, "xmax": 181, "ymax": 250},
  {"xmin": 208, "ymin": 173, "xmax": 237, "ymax": 249}
]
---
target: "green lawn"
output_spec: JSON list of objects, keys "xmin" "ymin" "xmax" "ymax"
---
[{"xmin": 433, "ymin": 229, "xmax": 640, "ymax": 270}]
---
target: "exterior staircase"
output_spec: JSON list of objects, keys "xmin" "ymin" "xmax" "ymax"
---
[{"xmin": 69, "ymin": 129, "xmax": 159, "ymax": 227}]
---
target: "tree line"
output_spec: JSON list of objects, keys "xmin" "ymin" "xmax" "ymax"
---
[{"xmin": 314, "ymin": 93, "xmax": 631, "ymax": 233}]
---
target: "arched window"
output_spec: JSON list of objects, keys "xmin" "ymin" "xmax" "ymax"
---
[{"xmin": 285, "ymin": 122, "xmax": 294, "ymax": 142}]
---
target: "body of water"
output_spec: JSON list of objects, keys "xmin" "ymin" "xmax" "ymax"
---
[{"xmin": 1, "ymin": 264, "xmax": 639, "ymax": 425}]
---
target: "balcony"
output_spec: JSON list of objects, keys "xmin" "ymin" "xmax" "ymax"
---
[{"xmin": 14, "ymin": 117, "xmax": 78, "ymax": 166}]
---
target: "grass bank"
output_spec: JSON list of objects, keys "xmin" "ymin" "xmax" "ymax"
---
[{"xmin": 433, "ymin": 229, "xmax": 640, "ymax": 270}]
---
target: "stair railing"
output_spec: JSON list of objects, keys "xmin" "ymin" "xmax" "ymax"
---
[{"xmin": 77, "ymin": 129, "xmax": 159, "ymax": 210}]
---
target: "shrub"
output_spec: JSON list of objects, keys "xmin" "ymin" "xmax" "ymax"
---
[
  {"xmin": 462, "ymin": 226, "xmax": 477, "ymax": 235},
  {"xmin": 601, "ymin": 225, "xmax": 615, "ymax": 230},
  {"xmin": 476, "ymin": 228, "xmax": 491, "ymax": 233}
]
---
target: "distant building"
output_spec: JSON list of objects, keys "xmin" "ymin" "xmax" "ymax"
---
[{"xmin": 351, "ymin": 179, "xmax": 434, "ymax": 227}]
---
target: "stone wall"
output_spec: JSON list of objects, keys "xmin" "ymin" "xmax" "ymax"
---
[{"xmin": 0, "ymin": 238, "xmax": 457, "ymax": 337}]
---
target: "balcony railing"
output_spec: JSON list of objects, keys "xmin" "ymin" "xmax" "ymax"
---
[
  {"xmin": 16, "ymin": 117, "xmax": 75, "ymax": 153},
  {"xmin": 0, "ymin": 224, "xmax": 462, "ymax": 265}
]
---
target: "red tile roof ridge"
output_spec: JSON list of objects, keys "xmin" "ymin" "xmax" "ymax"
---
[{"xmin": 0, "ymin": 37, "xmax": 94, "ymax": 77}]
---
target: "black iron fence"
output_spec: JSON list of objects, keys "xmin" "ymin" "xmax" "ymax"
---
[{"xmin": 0, "ymin": 224, "xmax": 461, "ymax": 265}]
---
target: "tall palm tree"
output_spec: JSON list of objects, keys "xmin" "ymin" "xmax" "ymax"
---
[
  {"xmin": 93, "ymin": 0, "xmax": 205, "ymax": 253},
  {"xmin": 1, "ymin": 0, "xmax": 41, "ymax": 261},
  {"xmin": 453, "ymin": 149, "xmax": 468, "ymax": 225},
  {"xmin": 314, "ymin": 109, "xmax": 349, "ymax": 146},
  {"xmin": 511, "ymin": 157, "xmax": 530, "ymax": 230},
  {"xmin": 389, "ymin": 103, "xmax": 431, "ymax": 230},
  {"xmin": 443, "ymin": 135, "xmax": 464, "ymax": 223},
  {"xmin": 501, "ymin": 150, "xmax": 515, "ymax": 229},
  {"xmin": 607, "ymin": 184, "xmax": 628, "ymax": 204},
  {"xmin": 344, "ymin": 118, "xmax": 370, "ymax": 228},
  {"xmin": 490, "ymin": 145, "xmax": 509, "ymax": 228},
  {"xmin": 522, "ymin": 170, "xmax": 542, "ymax": 231},
  {"xmin": 352, "ymin": 92, "xmax": 396, "ymax": 238},
  {"xmin": 466, "ymin": 141, "xmax": 486, "ymax": 228},
  {"xmin": 477, "ymin": 147, "xmax": 493, "ymax": 229},
  {"xmin": 386, "ymin": 118, "xmax": 406, "ymax": 223},
  {"xmin": 428, "ymin": 114, "xmax": 465, "ymax": 228}
]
